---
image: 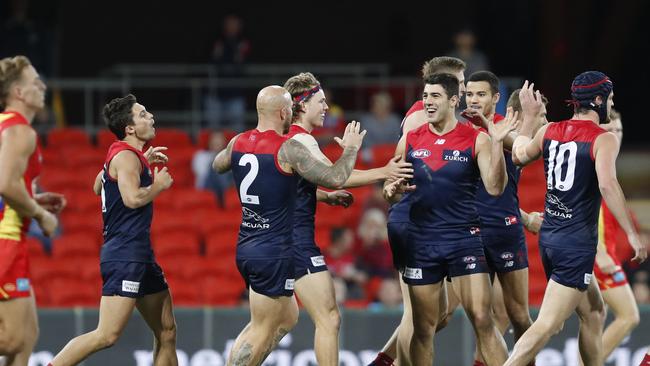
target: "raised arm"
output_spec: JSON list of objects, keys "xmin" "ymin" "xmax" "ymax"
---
[
  {"xmin": 0, "ymin": 124, "xmax": 58, "ymax": 236},
  {"xmin": 212, "ymin": 134, "xmax": 240, "ymax": 174},
  {"xmin": 512, "ymin": 81, "xmax": 546, "ymax": 166},
  {"xmin": 476, "ymin": 108, "xmax": 518, "ymax": 196},
  {"xmin": 594, "ymin": 132, "xmax": 646, "ymax": 262},
  {"xmin": 278, "ymin": 121, "xmax": 365, "ymax": 189},
  {"xmin": 112, "ymin": 151, "xmax": 173, "ymax": 209}
]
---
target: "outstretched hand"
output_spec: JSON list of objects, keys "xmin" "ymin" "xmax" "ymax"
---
[
  {"xmin": 144, "ymin": 146, "xmax": 169, "ymax": 164},
  {"xmin": 487, "ymin": 107, "xmax": 520, "ymax": 143},
  {"xmin": 325, "ymin": 190, "xmax": 354, "ymax": 208}
]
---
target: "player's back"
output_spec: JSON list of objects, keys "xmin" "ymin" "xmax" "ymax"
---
[
  {"xmin": 406, "ymin": 122, "xmax": 481, "ymax": 239},
  {"xmin": 541, "ymin": 119, "xmax": 607, "ymax": 248},
  {"xmin": 231, "ymin": 129, "xmax": 297, "ymax": 258},
  {"xmin": 0, "ymin": 111, "xmax": 42, "ymax": 241},
  {"xmin": 101, "ymin": 141, "xmax": 155, "ymax": 263}
]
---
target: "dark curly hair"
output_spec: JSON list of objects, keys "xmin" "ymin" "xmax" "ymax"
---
[{"xmin": 103, "ymin": 94, "xmax": 137, "ymax": 140}]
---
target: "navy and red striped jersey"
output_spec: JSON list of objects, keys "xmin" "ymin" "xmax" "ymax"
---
[
  {"xmin": 231, "ymin": 129, "xmax": 297, "ymax": 258},
  {"xmin": 406, "ymin": 122, "xmax": 482, "ymax": 240},
  {"xmin": 475, "ymin": 114, "xmax": 523, "ymax": 233},
  {"xmin": 285, "ymin": 124, "xmax": 317, "ymax": 247},
  {"xmin": 100, "ymin": 141, "xmax": 155, "ymax": 263},
  {"xmin": 540, "ymin": 120, "xmax": 607, "ymax": 249}
]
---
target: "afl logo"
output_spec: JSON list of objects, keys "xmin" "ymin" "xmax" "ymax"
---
[
  {"xmin": 463, "ymin": 256, "xmax": 476, "ymax": 263},
  {"xmin": 501, "ymin": 252, "xmax": 514, "ymax": 260},
  {"xmin": 411, "ymin": 149, "xmax": 431, "ymax": 159}
]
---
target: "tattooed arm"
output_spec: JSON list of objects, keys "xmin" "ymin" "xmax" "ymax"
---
[{"xmin": 278, "ymin": 120, "xmax": 366, "ymax": 189}]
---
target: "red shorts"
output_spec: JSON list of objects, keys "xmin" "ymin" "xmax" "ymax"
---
[
  {"xmin": 0, "ymin": 238, "xmax": 31, "ymax": 300},
  {"xmin": 594, "ymin": 264, "xmax": 628, "ymax": 291}
]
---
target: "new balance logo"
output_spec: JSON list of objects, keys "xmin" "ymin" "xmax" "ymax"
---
[{"xmin": 434, "ymin": 139, "xmax": 446, "ymax": 145}]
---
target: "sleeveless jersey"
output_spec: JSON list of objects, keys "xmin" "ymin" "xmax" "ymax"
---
[
  {"xmin": 285, "ymin": 125, "xmax": 317, "ymax": 247},
  {"xmin": 475, "ymin": 114, "xmax": 523, "ymax": 233},
  {"xmin": 406, "ymin": 122, "xmax": 482, "ymax": 240},
  {"xmin": 0, "ymin": 112, "xmax": 42, "ymax": 242},
  {"xmin": 540, "ymin": 120, "xmax": 607, "ymax": 249},
  {"xmin": 100, "ymin": 141, "xmax": 155, "ymax": 263},
  {"xmin": 388, "ymin": 101, "xmax": 424, "ymax": 224},
  {"xmin": 231, "ymin": 129, "xmax": 297, "ymax": 258}
]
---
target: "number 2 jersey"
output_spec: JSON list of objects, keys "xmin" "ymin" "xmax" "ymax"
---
[
  {"xmin": 231, "ymin": 129, "xmax": 297, "ymax": 259},
  {"xmin": 540, "ymin": 120, "xmax": 607, "ymax": 249}
]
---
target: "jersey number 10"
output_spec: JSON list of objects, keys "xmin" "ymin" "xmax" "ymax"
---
[{"xmin": 546, "ymin": 140, "xmax": 577, "ymax": 191}]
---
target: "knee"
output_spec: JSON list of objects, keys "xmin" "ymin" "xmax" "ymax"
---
[
  {"xmin": 412, "ymin": 314, "xmax": 436, "ymax": 340},
  {"xmin": 95, "ymin": 330, "xmax": 121, "ymax": 349},
  {"xmin": 326, "ymin": 307, "xmax": 341, "ymax": 332},
  {"xmin": 620, "ymin": 308, "xmax": 641, "ymax": 330},
  {"xmin": 281, "ymin": 306, "xmax": 299, "ymax": 330},
  {"xmin": 509, "ymin": 307, "xmax": 533, "ymax": 329},
  {"xmin": 435, "ymin": 312, "xmax": 451, "ymax": 331},
  {"xmin": 466, "ymin": 308, "xmax": 493, "ymax": 332},
  {"xmin": 158, "ymin": 321, "xmax": 177, "ymax": 345}
]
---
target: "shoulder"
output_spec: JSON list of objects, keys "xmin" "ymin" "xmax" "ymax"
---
[{"xmin": 402, "ymin": 110, "xmax": 426, "ymax": 135}]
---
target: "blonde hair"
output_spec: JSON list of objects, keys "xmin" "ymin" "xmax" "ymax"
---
[
  {"xmin": 421, "ymin": 56, "xmax": 466, "ymax": 79},
  {"xmin": 283, "ymin": 72, "xmax": 320, "ymax": 122},
  {"xmin": 0, "ymin": 56, "xmax": 32, "ymax": 109}
]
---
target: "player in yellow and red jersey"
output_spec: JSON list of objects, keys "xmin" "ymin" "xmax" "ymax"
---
[{"xmin": 0, "ymin": 55, "xmax": 63, "ymax": 366}]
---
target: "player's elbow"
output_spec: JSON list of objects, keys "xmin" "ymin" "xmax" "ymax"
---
[
  {"xmin": 122, "ymin": 196, "xmax": 143, "ymax": 209},
  {"xmin": 598, "ymin": 178, "xmax": 618, "ymax": 198}
]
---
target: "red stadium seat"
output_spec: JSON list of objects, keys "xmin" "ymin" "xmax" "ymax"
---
[
  {"xmin": 202, "ymin": 276, "xmax": 245, "ymax": 306},
  {"xmin": 166, "ymin": 278, "xmax": 201, "ymax": 306},
  {"xmin": 59, "ymin": 146, "xmax": 106, "ymax": 169},
  {"xmin": 197, "ymin": 209, "xmax": 241, "ymax": 239},
  {"xmin": 204, "ymin": 233, "xmax": 238, "ymax": 258},
  {"xmin": 152, "ymin": 231, "xmax": 201, "ymax": 258},
  {"xmin": 371, "ymin": 143, "xmax": 398, "ymax": 168},
  {"xmin": 152, "ymin": 211, "xmax": 198, "ymax": 236},
  {"xmin": 172, "ymin": 189, "xmax": 218, "ymax": 211},
  {"xmin": 96, "ymin": 129, "xmax": 118, "ymax": 150},
  {"xmin": 60, "ymin": 212, "xmax": 103, "ymax": 238},
  {"xmin": 29, "ymin": 258, "xmax": 78, "ymax": 284},
  {"xmin": 51, "ymin": 233, "xmax": 100, "ymax": 259},
  {"xmin": 64, "ymin": 191, "xmax": 102, "ymax": 214},
  {"xmin": 46, "ymin": 128, "xmax": 92, "ymax": 148},
  {"xmin": 47, "ymin": 279, "xmax": 100, "ymax": 307},
  {"xmin": 151, "ymin": 128, "xmax": 192, "ymax": 148}
]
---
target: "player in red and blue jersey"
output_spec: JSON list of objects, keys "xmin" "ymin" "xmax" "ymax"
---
[
  {"xmin": 392, "ymin": 73, "xmax": 517, "ymax": 365},
  {"xmin": 506, "ymin": 73, "xmax": 646, "ymax": 366},
  {"xmin": 369, "ymin": 56, "xmax": 468, "ymax": 366},
  {"xmin": 50, "ymin": 95, "xmax": 177, "ymax": 366},
  {"xmin": 282, "ymin": 72, "xmax": 412, "ymax": 366},
  {"xmin": 213, "ymin": 85, "xmax": 365, "ymax": 366},
  {"xmin": 0, "ymin": 55, "xmax": 62, "ymax": 366}
]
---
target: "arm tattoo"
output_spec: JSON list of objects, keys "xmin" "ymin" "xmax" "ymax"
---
[
  {"xmin": 230, "ymin": 342, "xmax": 253, "ymax": 366},
  {"xmin": 279, "ymin": 139, "xmax": 357, "ymax": 189}
]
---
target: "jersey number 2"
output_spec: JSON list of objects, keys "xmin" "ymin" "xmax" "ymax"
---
[
  {"xmin": 546, "ymin": 140, "xmax": 577, "ymax": 191},
  {"xmin": 239, "ymin": 154, "xmax": 260, "ymax": 205}
]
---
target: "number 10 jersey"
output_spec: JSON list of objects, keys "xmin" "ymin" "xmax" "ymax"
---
[
  {"xmin": 540, "ymin": 120, "xmax": 607, "ymax": 249},
  {"xmin": 231, "ymin": 129, "xmax": 297, "ymax": 259}
]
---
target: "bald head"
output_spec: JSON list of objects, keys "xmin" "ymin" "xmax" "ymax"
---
[{"xmin": 257, "ymin": 85, "xmax": 292, "ymax": 116}]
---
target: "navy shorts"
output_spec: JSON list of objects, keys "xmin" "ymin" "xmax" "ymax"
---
[
  {"xmin": 539, "ymin": 244, "xmax": 596, "ymax": 291},
  {"xmin": 403, "ymin": 226, "xmax": 489, "ymax": 285},
  {"xmin": 387, "ymin": 221, "xmax": 409, "ymax": 273},
  {"xmin": 294, "ymin": 243, "xmax": 328, "ymax": 279},
  {"xmin": 482, "ymin": 231, "xmax": 528, "ymax": 273},
  {"xmin": 101, "ymin": 261, "xmax": 168, "ymax": 298},
  {"xmin": 236, "ymin": 257, "xmax": 295, "ymax": 297}
]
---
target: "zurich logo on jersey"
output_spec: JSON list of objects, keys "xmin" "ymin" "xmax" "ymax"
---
[
  {"xmin": 443, "ymin": 149, "xmax": 469, "ymax": 162},
  {"xmin": 410, "ymin": 149, "xmax": 431, "ymax": 159}
]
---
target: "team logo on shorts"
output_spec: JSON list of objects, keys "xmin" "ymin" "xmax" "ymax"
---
[
  {"xmin": 500, "ymin": 252, "xmax": 514, "ymax": 260},
  {"xmin": 16, "ymin": 278, "xmax": 30, "ymax": 292},
  {"xmin": 410, "ymin": 149, "xmax": 431, "ymax": 159},
  {"xmin": 310, "ymin": 256, "xmax": 326, "ymax": 267},
  {"xmin": 122, "ymin": 280, "xmax": 141, "ymax": 293},
  {"xmin": 404, "ymin": 267, "xmax": 423, "ymax": 280},
  {"xmin": 469, "ymin": 227, "xmax": 481, "ymax": 235},
  {"xmin": 3, "ymin": 282, "xmax": 16, "ymax": 292},
  {"xmin": 463, "ymin": 256, "xmax": 477, "ymax": 263},
  {"xmin": 584, "ymin": 273, "xmax": 592, "ymax": 285},
  {"xmin": 284, "ymin": 279, "xmax": 295, "ymax": 290}
]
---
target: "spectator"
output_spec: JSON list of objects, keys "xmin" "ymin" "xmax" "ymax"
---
[
  {"xmin": 324, "ymin": 227, "xmax": 367, "ymax": 299},
  {"xmin": 356, "ymin": 208, "xmax": 393, "ymax": 278},
  {"xmin": 446, "ymin": 28, "xmax": 490, "ymax": 79},
  {"xmin": 191, "ymin": 130, "xmax": 233, "ymax": 207},
  {"xmin": 369, "ymin": 277, "xmax": 403, "ymax": 310},
  {"xmin": 360, "ymin": 92, "xmax": 401, "ymax": 153},
  {"xmin": 204, "ymin": 14, "xmax": 251, "ymax": 132},
  {"xmin": 332, "ymin": 277, "xmax": 348, "ymax": 306}
]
